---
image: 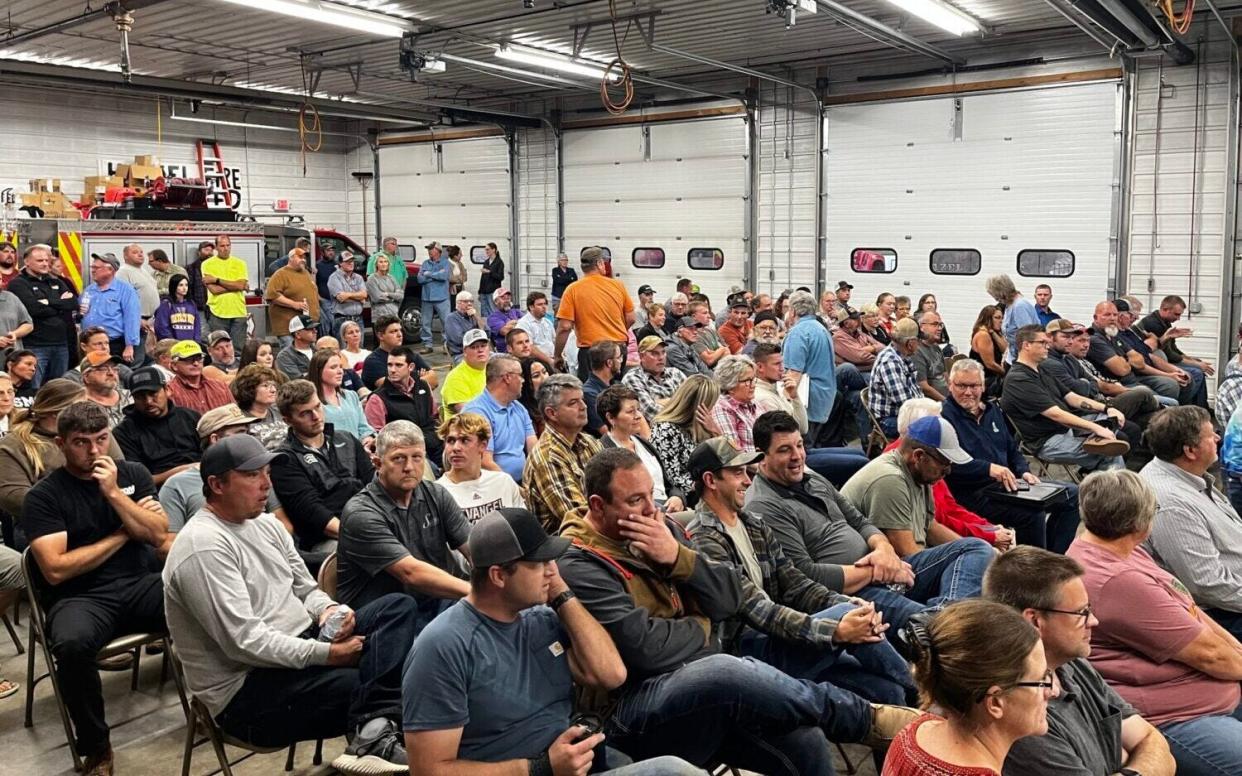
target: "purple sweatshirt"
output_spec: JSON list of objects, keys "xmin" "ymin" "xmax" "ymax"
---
[{"xmin": 154, "ymin": 298, "xmax": 202, "ymax": 341}]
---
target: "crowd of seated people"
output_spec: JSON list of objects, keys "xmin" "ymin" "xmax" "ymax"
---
[{"xmin": 8, "ymin": 244, "xmax": 1240, "ymax": 776}]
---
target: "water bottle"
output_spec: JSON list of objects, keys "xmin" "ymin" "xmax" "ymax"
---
[
  {"xmin": 79, "ymin": 290, "xmax": 91, "ymax": 318},
  {"xmin": 318, "ymin": 605, "xmax": 353, "ymax": 642}
]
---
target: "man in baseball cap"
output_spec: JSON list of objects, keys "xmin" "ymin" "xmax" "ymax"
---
[
  {"xmin": 276, "ymin": 313, "xmax": 318, "ymax": 379},
  {"xmin": 840, "ymin": 415, "xmax": 993, "ymax": 603},
  {"xmin": 440, "ymin": 329, "xmax": 491, "ymax": 420},
  {"xmin": 79, "ymin": 350, "xmax": 129, "ymax": 428},
  {"xmin": 666, "ymin": 315, "xmax": 712, "ymax": 377},
  {"xmin": 687, "ymin": 437, "xmax": 911, "ymax": 693},
  {"xmin": 625, "ymin": 335, "xmax": 685, "ymax": 422},
  {"xmin": 402, "ymin": 507, "xmax": 660, "ymax": 774},
  {"xmin": 158, "ymin": 406, "xmax": 264, "ymax": 531},
  {"xmin": 163, "ymin": 430, "xmax": 424, "ymax": 775}
]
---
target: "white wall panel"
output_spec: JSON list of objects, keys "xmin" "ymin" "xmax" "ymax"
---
[
  {"xmin": 0, "ymin": 85, "xmax": 357, "ymax": 235},
  {"xmin": 378, "ymin": 137, "xmax": 512, "ymax": 269},
  {"xmin": 562, "ymin": 117, "xmax": 747, "ymax": 306},
  {"xmin": 757, "ymin": 80, "xmax": 819, "ymax": 296},
  {"xmin": 1125, "ymin": 19, "xmax": 1234, "ymax": 377},
  {"xmin": 824, "ymin": 83, "xmax": 1119, "ymax": 344}
]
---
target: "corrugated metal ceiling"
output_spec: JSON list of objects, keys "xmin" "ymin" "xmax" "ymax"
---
[{"xmin": 0, "ymin": 0, "xmax": 1151, "ymax": 112}]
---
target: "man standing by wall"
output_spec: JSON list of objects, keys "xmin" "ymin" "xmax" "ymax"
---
[
  {"xmin": 265, "ymin": 245, "xmax": 319, "ymax": 349},
  {"xmin": 201, "ymin": 235, "xmax": 250, "ymax": 347},
  {"xmin": 116, "ymin": 244, "xmax": 160, "ymax": 368},
  {"xmin": 328, "ymin": 252, "xmax": 368, "ymax": 338},
  {"xmin": 416, "ymin": 242, "xmax": 450, "ymax": 355},
  {"xmin": 11, "ymin": 243, "xmax": 76, "ymax": 384},
  {"xmin": 554, "ymin": 247, "xmax": 634, "ymax": 382}
]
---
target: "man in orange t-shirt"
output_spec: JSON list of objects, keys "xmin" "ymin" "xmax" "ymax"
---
[{"xmin": 553, "ymin": 247, "xmax": 635, "ymax": 381}]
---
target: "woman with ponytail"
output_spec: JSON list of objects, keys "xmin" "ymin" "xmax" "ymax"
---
[{"xmin": 883, "ymin": 600, "xmax": 1053, "ymax": 775}]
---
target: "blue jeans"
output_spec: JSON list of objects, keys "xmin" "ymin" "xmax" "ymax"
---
[
  {"xmin": 420, "ymin": 297, "xmax": 450, "ymax": 346},
  {"xmin": 1159, "ymin": 701, "xmax": 1242, "ymax": 776},
  {"xmin": 1226, "ymin": 474, "xmax": 1242, "ymax": 517},
  {"xmin": 478, "ymin": 294, "xmax": 494, "ymax": 319},
  {"xmin": 1036, "ymin": 428, "xmax": 1125, "ymax": 471},
  {"xmin": 878, "ymin": 416, "xmax": 899, "ymax": 439},
  {"xmin": 208, "ymin": 312, "xmax": 249, "ymax": 350},
  {"xmin": 954, "ymin": 481, "xmax": 1080, "ymax": 554},
  {"xmin": 1181, "ymin": 364, "xmax": 1209, "ymax": 408},
  {"xmin": 29, "ymin": 344, "xmax": 69, "ymax": 387},
  {"xmin": 318, "ymin": 297, "xmax": 336, "ymax": 338},
  {"xmin": 852, "ymin": 585, "xmax": 928, "ymax": 636},
  {"xmin": 904, "ymin": 538, "xmax": 992, "ymax": 608},
  {"xmin": 805, "ymin": 447, "xmax": 870, "ymax": 489},
  {"xmin": 835, "ymin": 363, "xmax": 869, "ymax": 441},
  {"xmin": 216, "ymin": 592, "xmax": 430, "ymax": 747},
  {"xmin": 607, "ymin": 653, "xmax": 872, "ymax": 775},
  {"xmin": 735, "ymin": 603, "xmax": 915, "ymax": 707}
]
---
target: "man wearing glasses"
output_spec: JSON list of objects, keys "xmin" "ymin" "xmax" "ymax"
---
[
  {"xmin": 164, "ymin": 340, "xmax": 233, "ymax": 415},
  {"xmin": 985, "ymin": 546, "xmax": 1175, "ymax": 776},
  {"xmin": 941, "ymin": 358, "xmax": 1081, "ymax": 554},
  {"xmin": 911, "ymin": 310, "xmax": 949, "ymax": 401},
  {"xmin": 1000, "ymin": 325, "xmax": 1127, "ymax": 472}
]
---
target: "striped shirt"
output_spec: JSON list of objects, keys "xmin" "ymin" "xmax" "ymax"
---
[{"xmin": 1142, "ymin": 457, "xmax": 1242, "ymax": 614}]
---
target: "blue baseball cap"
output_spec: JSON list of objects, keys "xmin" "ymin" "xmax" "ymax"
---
[{"xmin": 906, "ymin": 417, "xmax": 972, "ymax": 465}]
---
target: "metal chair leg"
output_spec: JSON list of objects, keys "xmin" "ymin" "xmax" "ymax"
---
[
  {"xmin": 181, "ymin": 714, "xmax": 197, "ymax": 776},
  {"xmin": 130, "ymin": 647, "xmax": 141, "ymax": 691},
  {"xmin": 2, "ymin": 613, "xmax": 21, "ymax": 655},
  {"xmin": 205, "ymin": 720, "xmax": 236, "ymax": 776},
  {"xmin": 313, "ymin": 738, "xmax": 323, "ymax": 765},
  {"xmin": 284, "ymin": 742, "xmax": 296, "ymax": 771},
  {"xmin": 835, "ymin": 742, "xmax": 858, "ymax": 775},
  {"xmin": 23, "ymin": 620, "xmax": 35, "ymax": 728}
]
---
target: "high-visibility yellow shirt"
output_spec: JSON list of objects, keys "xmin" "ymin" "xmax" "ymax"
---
[{"xmin": 201, "ymin": 256, "xmax": 249, "ymax": 319}]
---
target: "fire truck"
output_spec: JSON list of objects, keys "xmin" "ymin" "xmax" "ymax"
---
[{"xmin": 1, "ymin": 216, "xmax": 414, "ymax": 340}]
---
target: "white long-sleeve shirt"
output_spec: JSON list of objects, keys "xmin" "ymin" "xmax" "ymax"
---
[{"xmin": 163, "ymin": 510, "xmax": 335, "ymax": 716}]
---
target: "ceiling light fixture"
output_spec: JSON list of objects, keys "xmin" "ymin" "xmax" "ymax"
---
[
  {"xmin": 215, "ymin": 0, "xmax": 413, "ymax": 37},
  {"xmin": 875, "ymin": 0, "xmax": 980, "ymax": 35},
  {"xmin": 495, "ymin": 44, "xmax": 615, "ymax": 81}
]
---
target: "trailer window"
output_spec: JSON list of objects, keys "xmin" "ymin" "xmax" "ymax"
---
[
  {"xmin": 470, "ymin": 246, "xmax": 488, "ymax": 265},
  {"xmin": 930, "ymin": 249, "xmax": 981, "ymax": 276},
  {"xmin": 632, "ymin": 248, "xmax": 665, "ymax": 269},
  {"xmin": 688, "ymin": 248, "xmax": 724, "ymax": 271},
  {"xmin": 1017, "ymin": 249, "xmax": 1075, "ymax": 278},
  {"xmin": 851, "ymin": 248, "xmax": 897, "ymax": 274}
]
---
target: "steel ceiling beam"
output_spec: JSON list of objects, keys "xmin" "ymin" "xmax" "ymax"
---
[
  {"xmin": 812, "ymin": 0, "xmax": 962, "ymax": 65},
  {"xmin": 0, "ymin": 0, "xmax": 171, "ymax": 48}
]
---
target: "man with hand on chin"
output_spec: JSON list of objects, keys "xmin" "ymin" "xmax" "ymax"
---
[
  {"xmin": 163, "ymin": 433, "xmax": 423, "ymax": 776},
  {"xmin": 24, "ymin": 401, "xmax": 169, "ymax": 776}
]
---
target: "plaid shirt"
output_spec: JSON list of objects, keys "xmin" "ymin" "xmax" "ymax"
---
[
  {"xmin": 525, "ymin": 425, "xmax": 603, "ymax": 533},
  {"xmin": 622, "ymin": 365, "xmax": 687, "ymax": 420},
  {"xmin": 711, "ymin": 395, "xmax": 759, "ymax": 452},
  {"xmin": 868, "ymin": 345, "xmax": 920, "ymax": 421},
  {"xmin": 688, "ymin": 503, "xmax": 851, "ymax": 651}
]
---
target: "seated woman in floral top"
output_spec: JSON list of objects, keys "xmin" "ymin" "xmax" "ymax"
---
[{"xmin": 649, "ymin": 374, "xmax": 721, "ymax": 501}]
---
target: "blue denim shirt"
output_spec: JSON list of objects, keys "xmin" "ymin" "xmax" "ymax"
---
[
  {"xmin": 416, "ymin": 256, "xmax": 450, "ymax": 303},
  {"xmin": 783, "ymin": 314, "xmax": 837, "ymax": 424}
]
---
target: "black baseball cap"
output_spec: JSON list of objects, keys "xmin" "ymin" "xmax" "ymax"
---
[
  {"xmin": 688, "ymin": 438, "xmax": 764, "ymax": 482},
  {"xmin": 201, "ymin": 434, "xmax": 278, "ymax": 481},
  {"xmin": 638, "ymin": 284, "xmax": 655, "ymax": 295},
  {"xmin": 128, "ymin": 366, "xmax": 166, "ymax": 394},
  {"xmin": 468, "ymin": 507, "xmax": 570, "ymax": 568},
  {"xmin": 836, "ymin": 281, "xmax": 854, "ymax": 291},
  {"xmin": 677, "ymin": 316, "xmax": 704, "ymax": 330}
]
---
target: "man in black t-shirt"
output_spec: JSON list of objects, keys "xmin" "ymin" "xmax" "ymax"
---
[
  {"xmin": 112, "ymin": 367, "xmax": 202, "ymax": 487},
  {"xmin": 1000, "ymin": 325, "xmax": 1128, "ymax": 473},
  {"xmin": 24, "ymin": 402, "xmax": 168, "ymax": 775}
]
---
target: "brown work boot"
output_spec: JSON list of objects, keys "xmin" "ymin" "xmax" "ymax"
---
[
  {"xmin": 861, "ymin": 703, "xmax": 920, "ymax": 750},
  {"xmin": 96, "ymin": 653, "xmax": 133, "ymax": 672},
  {"xmin": 1082, "ymin": 436, "xmax": 1129, "ymax": 458},
  {"xmin": 83, "ymin": 746, "xmax": 114, "ymax": 776}
]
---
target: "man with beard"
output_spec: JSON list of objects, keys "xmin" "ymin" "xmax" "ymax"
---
[
  {"xmin": 742, "ymin": 311, "xmax": 782, "ymax": 356},
  {"xmin": 832, "ymin": 309, "xmax": 881, "ymax": 373},
  {"xmin": 0, "ymin": 242, "xmax": 19, "ymax": 289},
  {"xmin": 1087, "ymin": 301, "xmax": 1178, "ymax": 406},
  {"xmin": 1042, "ymin": 319, "xmax": 1161, "ymax": 437},
  {"xmin": 623, "ymin": 336, "xmax": 687, "ymax": 421}
]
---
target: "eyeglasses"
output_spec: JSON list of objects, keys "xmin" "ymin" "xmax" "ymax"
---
[
  {"xmin": 951, "ymin": 382, "xmax": 983, "ymax": 391},
  {"xmin": 1008, "ymin": 670, "xmax": 1055, "ymax": 692},
  {"xmin": 736, "ymin": 377, "xmax": 755, "ymax": 385},
  {"xmin": 1029, "ymin": 339, "xmax": 1051, "ymax": 348},
  {"xmin": 1036, "ymin": 605, "xmax": 1093, "ymax": 626}
]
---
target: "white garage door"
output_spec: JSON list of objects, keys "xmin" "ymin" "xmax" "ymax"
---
[
  {"xmin": 378, "ymin": 137, "xmax": 512, "ymax": 281},
  {"xmin": 824, "ymin": 82, "xmax": 1120, "ymax": 342},
  {"xmin": 562, "ymin": 117, "xmax": 748, "ymax": 306}
]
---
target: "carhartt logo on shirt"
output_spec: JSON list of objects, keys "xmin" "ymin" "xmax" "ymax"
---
[{"xmin": 548, "ymin": 641, "xmax": 564, "ymax": 657}]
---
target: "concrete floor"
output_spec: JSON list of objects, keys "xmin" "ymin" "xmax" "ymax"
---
[{"xmin": 0, "ymin": 629, "xmax": 877, "ymax": 776}]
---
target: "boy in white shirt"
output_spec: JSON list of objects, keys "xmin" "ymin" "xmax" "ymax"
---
[{"xmin": 436, "ymin": 412, "xmax": 525, "ymax": 525}]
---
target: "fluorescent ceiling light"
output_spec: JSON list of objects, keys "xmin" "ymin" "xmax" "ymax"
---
[
  {"xmin": 215, "ymin": 0, "xmax": 413, "ymax": 37},
  {"xmin": 876, "ymin": 0, "xmax": 980, "ymax": 35},
  {"xmin": 495, "ymin": 44, "xmax": 613, "ymax": 81}
]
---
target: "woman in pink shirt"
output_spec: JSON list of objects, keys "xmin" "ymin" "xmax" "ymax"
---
[
  {"xmin": 883, "ymin": 599, "xmax": 1052, "ymax": 775},
  {"xmin": 1068, "ymin": 468, "xmax": 1242, "ymax": 776}
]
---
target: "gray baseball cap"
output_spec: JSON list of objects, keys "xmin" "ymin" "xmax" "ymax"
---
[{"xmin": 469, "ymin": 508, "xmax": 570, "ymax": 568}]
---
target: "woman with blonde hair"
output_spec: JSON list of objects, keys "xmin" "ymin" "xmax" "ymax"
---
[
  {"xmin": 883, "ymin": 599, "xmax": 1052, "ymax": 775},
  {"xmin": 650, "ymin": 374, "xmax": 722, "ymax": 498}
]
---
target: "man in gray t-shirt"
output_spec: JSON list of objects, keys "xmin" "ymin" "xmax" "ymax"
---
[
  {"xmin": 0, "ymin": 287, "xmax": 33, "ymax": 363},
  {"xmin": 911, "ymin": 311, "xmax": 947, "ymax": 400},
  {"xmin": 337, "ymin": 421, "xmax": 472, "ymax": 610}
]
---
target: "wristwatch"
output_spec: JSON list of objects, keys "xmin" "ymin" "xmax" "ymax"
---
[{"xmin": 549, "ymin": 589, "xmax": 576, "ymax": 612}]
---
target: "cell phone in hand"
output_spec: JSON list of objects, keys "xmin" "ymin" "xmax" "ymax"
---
[
  {"xmin": 1014, "ymin": 481, "xmax": 1030, "ymax": 491},
  {"xmin": 570, "ymin": 713, "xmax": 603, "ymax": 742}
]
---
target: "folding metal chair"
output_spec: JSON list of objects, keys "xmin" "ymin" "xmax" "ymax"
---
[
  {"xmin": 165, "ymin": 639, "xmax": 323, "ymax": 776},
  {"xmin": 0, "ymin": 586, "xmax": 23, "ymax": 655},
  {"xmin": 21, "ymin": 549, "xmax": 168, "ymax": 772},
  {"xmin": 316, "ymin": 551, "xmax": 338, "ymax": 599},
  {"xmin": 1003, "ymin": 414, "xmax": 1082, "ymax": 484},
  {"xmin": 858, "ymin": 387, "xmax": 890, "ymax": 457}
]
